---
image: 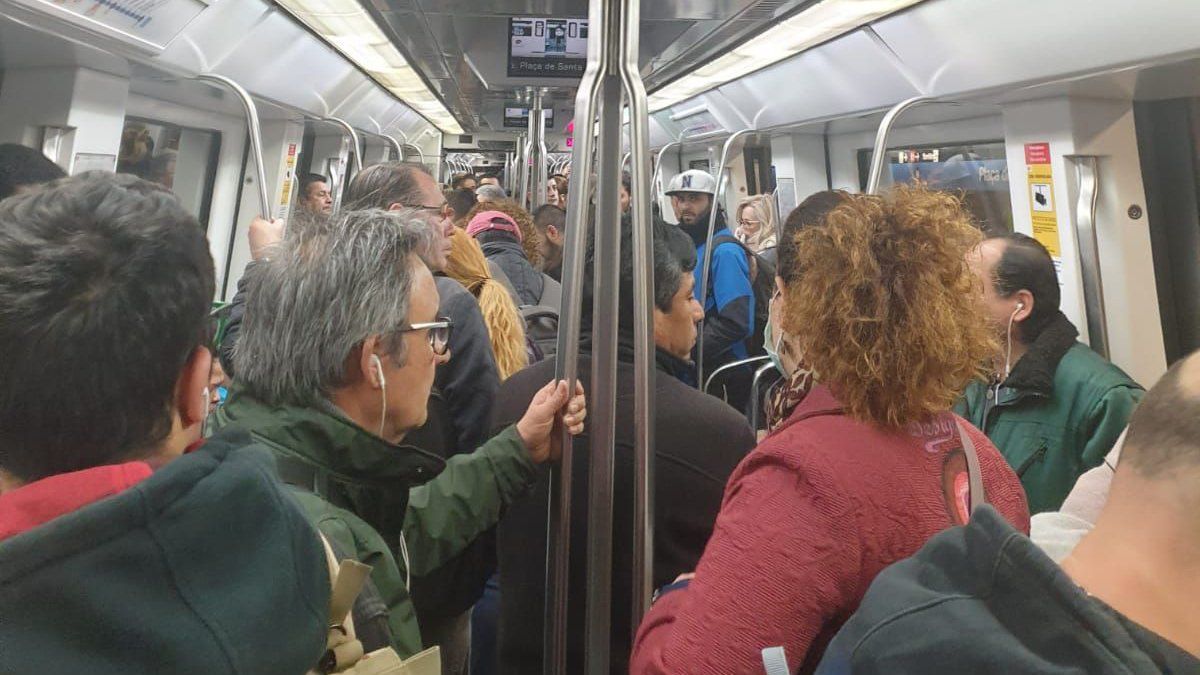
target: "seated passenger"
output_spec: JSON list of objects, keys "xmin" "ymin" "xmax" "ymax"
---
[
  {"xmin": 214, "ymin": 208, "xmax": 586, "ymax": 661},
  {"xmin": 630, "ymin": 186, "xmax": 1031, "ymax": 674},
  {"xmin": 0, "ymin": 173, "xmax": 327, "ymax": 674},
  {"xmin": 0, "ymin": 142, "xmax": 66, "ymax": 200},
  {"xmin": 819, "ymin": 352, "xmax": 1200, "ymax": 674},
  {"xmin": 955, "ymin": 233, "xmax": 1143, "ymax": 513},
  {"xmin": 493, "ymin": 216, "xmax": 756, "ymax": 674}
]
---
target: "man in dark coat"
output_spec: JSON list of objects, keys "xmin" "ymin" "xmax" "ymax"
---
[{"xmin": 491, "ymin": 216, "xmax": 757, "ymax": 674}]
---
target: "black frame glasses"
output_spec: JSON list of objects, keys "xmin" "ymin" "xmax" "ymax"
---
[{"xmin": 400, "ymin": 316, "xmax": 454, "ymax": 355}]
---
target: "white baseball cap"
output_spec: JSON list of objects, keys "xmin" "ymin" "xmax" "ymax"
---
[{"xmin": 665, "ymin": 169, "xmax": 717, "ymax": 197}]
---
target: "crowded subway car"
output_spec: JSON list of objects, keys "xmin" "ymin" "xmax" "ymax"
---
[{"xmin": 0, "ymin": 0, "xmax": 1198, "ymax": 673}]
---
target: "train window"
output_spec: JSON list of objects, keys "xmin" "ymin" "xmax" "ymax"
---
[
  {"xmin": 857, "ymin": 141, "xmax": 1013, "ymax": 234},
  {"xmin": 117, "ymin": 117, "xmax": 220, "ymax": 230}
]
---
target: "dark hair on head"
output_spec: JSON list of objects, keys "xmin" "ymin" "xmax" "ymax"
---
[
  {"xmin": 783, "ymin": 186, "xmax": 996, "ymax": 428},
  {"xmin": 446, "ymin": 188, "xmax": 478, "ymax": 223},
  {"xmin": 987, "ymin": 232, "xmax": 1061, "ymax": 342},
  {"xmin": 620, "ymin": 171, "xmax": 631, "ymax": 194},
  {"xmin": 0, "ymin": 144, "xmax": 67, "ymax": 200},
  {"xmin": 0, "ymin": 172, "xmax": 214, "ymax": 481},
  {"xmin": 344, "ymin": 162, "xmax": 430, "ymax": 211},
  {"xmin": 580, "ymin": 213, "xmax": 697, "ymax": 336},
  {"xmin": 532, "ymin": 203, "xmax": 566, "ymax": 234},
  {"xmin": 777, "ymin": 190, "xmax": 850, "ymax": 280},
  {"xmin": 298, "ymin": 173, "xmax": 328, "ymax": 199},
  {"xmin": 451, "ymin": 173, "xmax": 477, "ymax": 190},
  {"xmin": 1121, "ymin": 351, "xmax": 1200, "ymax": 478}
]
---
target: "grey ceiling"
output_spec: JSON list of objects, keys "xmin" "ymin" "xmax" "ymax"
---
[{"xmin": 365, "ymin": 0, "xmax": 821, "ymax": 132}]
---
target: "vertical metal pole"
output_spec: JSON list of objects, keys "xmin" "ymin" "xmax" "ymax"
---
[
  {"xmin": 696, "ymin": 128, "xmax": 753, "ymax": 389},
  {"xmin": 545, "ymin": 0, "xmax": 606, "ymax": 669},
  {"xmin": 324, "ymin": 117, "xmax": 364, "ymax": 174},
  {"xmin": 617, "ymin": 0, "xmax": 656, "ymax": 626},
  {"xmin": 531, "ymin": 90, "xmax": 550, "ymax": 209},
  {"xmin": 195, "ymin": 73, "xmax": 271, "ymax": 219},
  {"xmin": 1071, "ymin": 156, "xmax": 1110, "ymax": 358},
  {"xmin": 865, "ymin": 95, "xmax": 935, "ymax": 195},
  {"xmin": 518, "ymin": 134, "xmax": 533, "ymax": 210}
]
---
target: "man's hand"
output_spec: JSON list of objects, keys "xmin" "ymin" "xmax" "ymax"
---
[
  {"xmin": 249, "ymin": 216, "xmax": 284, "ymax": 261},
  {"xmin": 516, "ymin": 380, "xmax": 587, "ymax": 464}
]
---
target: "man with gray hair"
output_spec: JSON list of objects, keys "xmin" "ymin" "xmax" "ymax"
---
[{"xmin": 215, "ymin": 208, "xmax": 586, "ymax": 661}]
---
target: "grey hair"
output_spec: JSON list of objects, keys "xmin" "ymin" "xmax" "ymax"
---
[
  {"xmin": 234, "ymin": 208, "xmax": 431, "ymax": 407},
  {"xmin": 476, "ymin": 184, "xmax": 507, "ymax": 202},
  {"xmin": 344, "ymin": 162, "xmax": 429, "ymax": 211}
]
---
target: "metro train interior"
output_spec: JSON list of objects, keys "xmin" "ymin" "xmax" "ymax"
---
[{"xmin": 2, "ymin": 0, "xmax": 1200, "ymax": 673}]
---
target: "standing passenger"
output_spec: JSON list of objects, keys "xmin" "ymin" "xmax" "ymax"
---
[
  {"xmin": 0, "ymin": 173, "xmax": 329, "ymax": 674},
  {"xmin": 493, "ymin": 216, "xmax": 756, "ymax": 675},
  {"xmin": 735, "ymin": 194, "xmax": 778, "ymax": 254},
  {"xmin": 818, "ymin": 351, "xmax": 1200, "ymax": 674},
  {"xmin": 665, "ymin": 169, "xmax": 756, "ymax": 405},
  {"xmin": 451, "ymin": 173, "xmax": 478, "ymax": 192},
  {"xmin": 531, "ymin": 203, "xmax": 567, "ymax": 282},
  {"xmin": 216, "ymin": 209, "xmax": 586, "ymax": 661},
  {"xmin": 630, "ymin": 186, "xmax": 1031, "ymax": 674},
  {"xmin": 297, "ymin": 172, "xmax": 333, "ymax": 216},
  {"xmin": 956, "ymin": 233, "xmax": 1143, "ymax": 513}
]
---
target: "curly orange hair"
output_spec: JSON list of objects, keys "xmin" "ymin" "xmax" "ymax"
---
[
  {"xmin": 444, "ymin": 227, "xmax": 528, "ymax": 381},
  {"xmin": 463, "ymin": 199, "xmax": 543, "ymax": 267},
  {"xmin": 781, "ymin": 185, "xmax": 996, "ymax": 429}
]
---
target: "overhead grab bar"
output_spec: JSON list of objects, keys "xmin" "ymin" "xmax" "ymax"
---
[
  {"xmin": 324, "ymin": 116, "xmax": 364, "ymax": 174},
  {"xmin": 865, "ymin": 95, "xmax": 937, "ymax": 195},
  {"xmin": 195, "ymin": 73, "xmax": 271, "ymax": 220},
  {"xmin": 696, "ymin": 127, "xmax": 756, "ymax": 389}
]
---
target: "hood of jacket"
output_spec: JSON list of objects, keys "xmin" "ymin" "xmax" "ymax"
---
[
  {"xmin": 0, "ymin": 431, "xmax": 329, "ymax": 675},
  {"xmin": 478, "ymin": 231, "xmax": 545, "ymax": 306},
  {"xmin": 817, "ymin": 505, "xmax": 1193, "ymax": 674},
  {"xmin": 214, "ymin": 387, "xmax": 446, "ymax": 546}
]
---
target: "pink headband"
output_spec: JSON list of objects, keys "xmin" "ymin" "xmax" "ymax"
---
[{"xmin": 466, "ymin": 210, "xmax": 523, "ymax": 242}]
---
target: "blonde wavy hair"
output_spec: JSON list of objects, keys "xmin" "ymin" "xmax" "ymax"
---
[
  {"xmin": 736, "ymin": 194, "xmax": 778, "ymax": 250},
  {"xmin": 781, "ymin": 185, "xmax": 996, "ymax": 428},
  {"xmin": 463, "ymin": 199, "xmax": 543, "ymax": 267},
  {"xmin": 444, "ymin": 227, "xmax": 529, "ymax": 380}
]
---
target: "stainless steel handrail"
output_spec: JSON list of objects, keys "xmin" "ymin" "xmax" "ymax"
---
[
  {"xmin": 652, "ymin": 140, "xmax": 681, "ymax": 200},
  {"xmin": 704, "ymin": 354, "xmax": 772, "ymax": 394},
  {"xmin": 696, "ymin": 128, "xmax": 755, "ymax": 388},
  {"xmin": 195, "ymin": 74, "xmax": 271, "ymax": 219},
  {"xmin": 324, "ymin": 116, "xmax": 364, "ymax": 174},
  {"xmin": 748, "ymin": 361, "xmax": 780, "ymax": 429},
  {"xmin": 382, "ymin": 134, "xmax": 404, "ymax": 161},
  {"xmin": 1071, "ymin": 155, "xmax": 1109, "ymax": 358},
  {"xmin": 617, "ymin": 0, "xmax": 656, "ymax": 628},
  {"xmin": 865, "ymin": 95, "xmax": 936, "ymax": 194}
]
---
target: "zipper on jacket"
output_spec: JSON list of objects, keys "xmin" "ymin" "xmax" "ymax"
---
[{"xmin": 1015, "ymin": 444, "xmax": 1049, "ymax": 477}]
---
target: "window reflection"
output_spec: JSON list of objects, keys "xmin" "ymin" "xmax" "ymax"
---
[{"xmin": 117, "ymin": 118, "xmax": 219, "ymax": 229}]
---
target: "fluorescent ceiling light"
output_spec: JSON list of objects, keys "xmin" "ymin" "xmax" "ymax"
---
[
  {"xmin": 648, "ymin": 0, "xmax": 925, "ymax": 112},
  {"xmin": 276, "ymin": 0, "xmax": 464, "ymax": 135}
]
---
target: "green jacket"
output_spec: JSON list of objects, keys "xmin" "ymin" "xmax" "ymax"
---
[
  {"xmin": 955, "ymin": 313, "xmax": 1142, "ymax": 514},
  {"xmin": 214, "ymin": 389, "xmax": 537, "ymax": 658}
]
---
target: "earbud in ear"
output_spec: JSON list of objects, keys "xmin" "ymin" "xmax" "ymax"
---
[
  {"xmin": 1017, "ymin": 301, "xmax": 1025, "ymax": 310},
  {"xmin": 370, "ymin": 354, "xmax": 386, "ymax": 389}
]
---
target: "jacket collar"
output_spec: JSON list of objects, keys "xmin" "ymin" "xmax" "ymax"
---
[
  {"xmin": 216, "ymin": 387, "xmax": 446, "ymax": 487},
  {"xmin": 1003, "ymin": 311, "xmax": 1078, "ymax": 396},
  {"xmin": 580, "ymin": 330, "xmax": 698, "ymax": 385},
  {"xmin": 476, "ymin": 231, "xmax": 525, "ymax": 255},
  {"xmin": 680, "ymin": 208, "xmax": 728, "ymax": 247},
  {"xmin": 0, "ymin": 461, "xmax": 153, "ymax": 541},
  {"xmin": 770, "ymin": 384, "xmax": 845, "ymax": 435}
]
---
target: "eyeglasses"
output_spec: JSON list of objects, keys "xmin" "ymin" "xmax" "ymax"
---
[
  {"xmin": 405, "ymin": 203, "xmax": 448, "ymax": 218},
  {"xmin": 738, "ymin": 218, "xmax": 763, "ymax": 226},
  {"xmin": 399, "ymin": 317, "xmax": 453, "ymax": 355}
]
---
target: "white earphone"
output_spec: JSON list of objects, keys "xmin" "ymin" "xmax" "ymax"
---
[{"xmin": 371, "ymin": 354, "xmax": 387, "ymax": 437}]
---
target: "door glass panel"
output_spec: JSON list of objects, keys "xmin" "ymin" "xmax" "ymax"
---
[{"xmin": 117, "ymin": 117, "xmax": 220, "ymax": 229}]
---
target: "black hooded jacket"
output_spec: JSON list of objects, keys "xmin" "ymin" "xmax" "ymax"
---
[{"xmin": 816, "ymin": 505, "xmax": 1199, "ymax": 674}]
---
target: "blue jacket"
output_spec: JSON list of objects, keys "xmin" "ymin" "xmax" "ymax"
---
[{"xmin": 694, "ymin": 225, "xmax": 755, "ymax": 369}]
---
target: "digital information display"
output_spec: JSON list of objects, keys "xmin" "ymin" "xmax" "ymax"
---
[
  {"xmin": 503, "ymin": 106, "xmax": 555, "ymax": 129},
  {"xmin": 508, "ymin": 17, "xmax": 587, "ymax": 78}
]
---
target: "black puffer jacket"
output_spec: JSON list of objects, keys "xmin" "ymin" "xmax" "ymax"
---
[{"xmin": 477, "ymin": 231, "xmax": 544, "ymax": 306}]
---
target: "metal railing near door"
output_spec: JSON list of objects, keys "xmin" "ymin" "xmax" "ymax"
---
[
  {"xmin": 545, "ymin": 0, "xmax": 655, "ymax": 673},
  {"xmin": 194, "ymin": 73, "xmax": 271, "ymax": 221}
]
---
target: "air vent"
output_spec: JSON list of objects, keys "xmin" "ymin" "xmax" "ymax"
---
[
  {"xmin": 478, "ymin": 140, "xmax": 517, "ymax": 152},
  {"xmin": 458, "ymin": 135, "xmax": 474, "ymax": 144}
]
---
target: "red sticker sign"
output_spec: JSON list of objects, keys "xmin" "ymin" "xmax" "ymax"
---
[{"xmin": 1024, "ymin": 142, "xmax": 1051, "ymax": 165}]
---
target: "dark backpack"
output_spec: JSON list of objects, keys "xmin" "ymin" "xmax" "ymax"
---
[
  {"xmin": 711, "ymin": 234, "xmax": 775, "ymax": 356},
  {"xmin": 521, "ymin": 274, "xmax": 561, "ymax": 363}
]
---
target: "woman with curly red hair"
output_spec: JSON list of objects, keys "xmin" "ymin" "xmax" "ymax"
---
[{"xmin": 631, "ymin": 186, "xmax": 1031, "ymax": 674}]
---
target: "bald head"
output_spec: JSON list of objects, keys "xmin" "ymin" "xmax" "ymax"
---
[{"xmin": 1120, "ymin": 350, "xmax": 1200, "ymax": 479}]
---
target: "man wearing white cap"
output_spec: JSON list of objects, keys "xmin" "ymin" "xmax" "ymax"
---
[{"xmin": 665, "ymin": 169, "xmax": 756, "ymax": 406}]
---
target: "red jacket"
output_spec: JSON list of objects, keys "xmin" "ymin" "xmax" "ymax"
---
[{"xmin": 630, "ymin": 385, "xmax": 1030, "ymax": 674}]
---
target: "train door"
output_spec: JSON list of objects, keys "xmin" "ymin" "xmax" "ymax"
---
[{"xmin": 1135, "ymin": 98, "xmax": 1200, "ymax": 366}]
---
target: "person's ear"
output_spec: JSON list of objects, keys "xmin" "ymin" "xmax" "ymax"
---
[
  {"xmin": 358, "ymin": 335, "xmax": 387, "ymax": 388},
  {"xmin": 1014, "ymin": 290, "xmax": 1034, "ymax": 323},
  {"xmin": 177, "ymin": 347, "xmax": 213, "ymax": 428},
  {"xmin": 387, "ymin": 203, "xmax": 403, "ymax": 212}
]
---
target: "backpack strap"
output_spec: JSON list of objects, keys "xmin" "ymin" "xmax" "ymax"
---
[
  {"xmin": 315, "ymin": 534, "xmax": 372, "ymax": 673},
  {"xmin": 537, "ymin": 274, "xmax": 562, "ymax": 308},
  {"xmin": 711, "ymin": 234, "xmax": 759, "ymax": 282},
  {"xmin": 955, "ymin": 421, "xmax": 987, "ymax": 514}
]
